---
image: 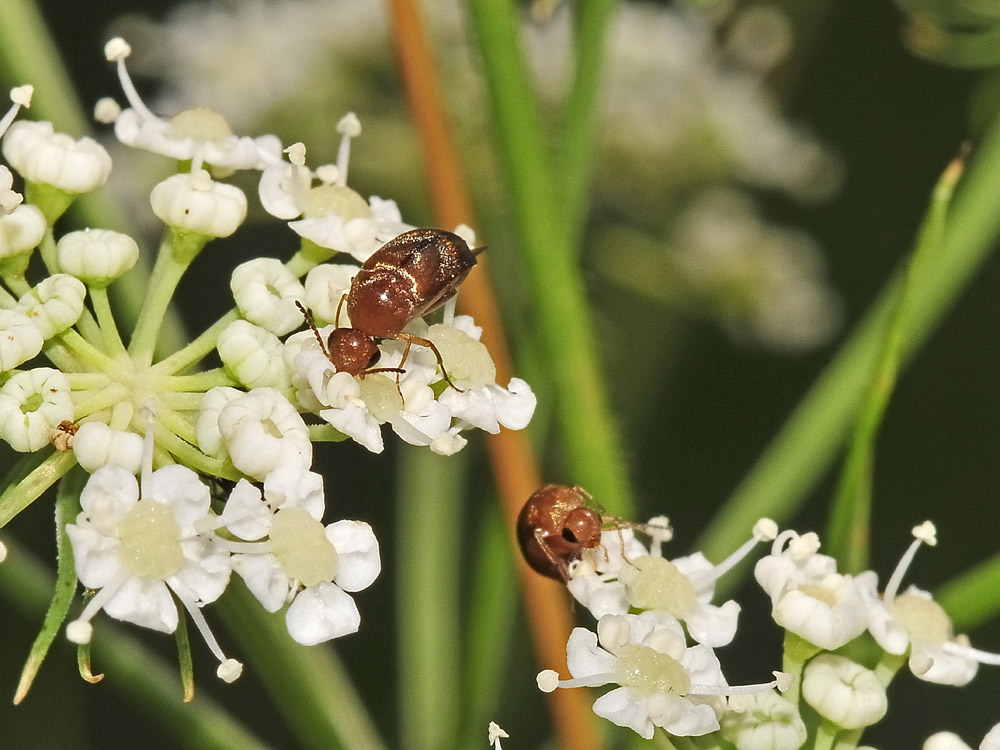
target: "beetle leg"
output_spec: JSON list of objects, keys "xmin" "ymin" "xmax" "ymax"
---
[{"xmin": 394, "ymin": 332, "xmax": 464, "ymax": 392}]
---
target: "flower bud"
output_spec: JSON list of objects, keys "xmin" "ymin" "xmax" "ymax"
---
[
  {"xmin": 303, "ymin": 263, "xmax": 358, "ymax": 324},
  {"xmin": 150, "ymin": 170, "xmax": 247, "ymax": 238},
  {"xmin": 0, "ymin": 368, "xmax": 73, "ymax": 452},
  {"xmin": 18, "ymin": 274, "xmax": 86, "ymax": 339},
  {"xmin": 0, "ymin": 204, "xmax": 45, "ymax": 259},
  {"xmin": 72, "ymin": 422, "xmax": 144, "ymax": 474},
  {"xmin": 801, "ymin": 654, "xmax": 887, "ymax": 730},
  {"xmin": 2, "ymin": 121, "xmax": 112, "ymax": 194},
  {"xmin": 0, "ymin": 309, "xmax": 44, "ymax": 371},
  {"xmin": 57, "ymin": 228, "xmax": 139, "ymax": 286},
  {"xmin": 230, "ymin": 257, "xmax": 306, "ymax": 336},
  {"xmin": 195, "ymin": 386, "xmax": 243, "ymax": 459},
  {"xmin": 217, "ymin": 319, "xmax": 290, "ymax": 389},
  {"xmin": 720, "ymin": 690, "xmax": 806, "ymax": 750},
  {"xmin": 217, "ymin": 387, "xmax": 311, "ymax": 480}
]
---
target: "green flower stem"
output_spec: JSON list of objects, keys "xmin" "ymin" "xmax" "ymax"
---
[
  {"xmin": 160, "ymin": 391, "xmax": 208, "ymax": 412},
  {"xmin": 149, "ymin": 424, "xmax": 240, "ymax": 481},
  {"xmin": 286, "ymin": 249, "xmax": 321, "ymax": 279},
  {"xmin": 217, "ymin": 581, "xmax": 386, "ymax": 750},
  {"xmin": 833, "ymin": 730, "xmax": 863, "ymax": 750},
  {"xmin": 156, "ymin": 404, "xmax": 200, "ymax": 448},
  {"xmin": 13, "ymin": 469, "xmax": 84, "ymax": 704},
  {"xmin": 89, "ymin": 286, "xmax": 128, "ymax": 356},
  {"xmin": 557, "ymin": 0, "xmax": 619, "ymax": 254},
  {"xmin": 937, "ymin": 551, "xmax": 1000, "ymax": 631},
  {"xmin": 397, "ymin": 447, "xmax": 464, "ymax": 750},
  {"xmin": 155, "ymin": 369, "xmax": 237, "ymax": 393},
  {"xmin": 826, "ymin": 150, "xmax": 965, "ymax": 573},
  {"xmin": 72, "ymin": 383, "xmax": 130, "ymax": 420},
  {"xmin": 814, "ymin": 722, "xmax": 839, "ymax": 750},
  {"xmin": 0, "ymin": 283, "xmax": 18, "ymax": 306},
  {"xmin": 153, "ymin": 309, "xmax": 240, "ymax": 376},
  {"xmin": 3, "ymin": 271, "xmax": 31, "ymax": 297},
  {"xmin": 872, "ymin": 651, "xmax": 905, "ymax": 687},
  {"xmin": 466, "ymin": 0, "xmax": 634, "ymax": 514},
  {"xmin": 0, "ymin": 449, "xmax": 76, "ymax": 529},
  {"xmin": 62, "ymin": 372, "xmax": 113, "ymax": 390},
  {"xmin": 698, "ymin": 114, "xmax": 1000, "ymax": 578},
  {"xmin": 128, "ymin": 235, "xmax": 192, "ymax": 367},
  {"xmin": 0, "ymin": 537, "xmax": 269, "ymax": 750},
  {"xmin": 781, "ymin": 631, "xmax": 820, "ymax": 708},
  {"xmin": 56, "ymin": 328, "xmax": 125, "ymax": 376}
]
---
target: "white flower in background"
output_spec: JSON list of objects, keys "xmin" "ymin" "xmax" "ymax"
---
[
  {"xmin": 801, "ymin": 654, "xmax": 887, "ymax": 730},
  {"xmin": 218, "ymin": 468, "xmax": 380, "ymax": 645},
  {"xmin": 103, "ymin": 37, "xmax": 282, "ymax": 171},
  {"xmin": 983, "ymin": 723, "xmax": 1000, "ymax": 750},
  {"xmin": 720, "ymin": 689, "xmax": 807, "ymax": 750},
  {"xmin": 0, "ymin": 369, "xmax": 73, "ymax": 451},
  {"xmin": 1, "ymin": 120, "xmax": 112, "ymax": 195},
  {"xmin": 925, "ymin": 733, "xmax": 974, "ymax": 750},
  {"xmin": 861, "ymin": 522, "xmax": 998, "ymax": 686},
  {"xmin": 64, "ymin": 416, "xmax": 241, "ymax": 682},
  {"xmin": 755, "ymin": 529, "xmax": 869, "ymax": 650}
]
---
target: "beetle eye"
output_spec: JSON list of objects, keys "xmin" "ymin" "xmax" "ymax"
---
[
  {"xmin": 367, "ymin": 349, "xmax": 381, "ymax": 368},
  {"xmin": 561, "ymin": 528, "xmax": 579, "ymax": 544}
]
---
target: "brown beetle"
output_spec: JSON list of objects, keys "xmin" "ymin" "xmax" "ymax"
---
[
  {"xmin": 299, "ymin": 228, "xmax": 482, "ymax": 389},
  {"xmin": 517, "ymin": 484, "xmax": 606, "ymax": 582}
]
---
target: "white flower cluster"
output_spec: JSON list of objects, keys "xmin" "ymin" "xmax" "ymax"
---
[
  {"xmin": 0, "ymin": 38, "xmax": 534, "ymax": 688},
  {"xmin": 539, "ymin": 516, "xmax": 1000, "ymax": 746}
]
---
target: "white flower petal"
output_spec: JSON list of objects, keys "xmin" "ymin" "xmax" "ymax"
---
[{"xmin": 285, "ymin": 582, "xmax": 361, "ymax": 645}]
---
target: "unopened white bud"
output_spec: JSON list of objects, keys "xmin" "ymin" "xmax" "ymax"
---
[
  {"xmin": 0, "ymin": 368, "xmax": 73, "ymax": 452},
  {"xmin": 195, "ymin": 386, "xmax": 243, "ymax": 459},
  {"xmin": 217, "ymin": 387, "xmax": 311, "ymax": 480},
  {"xmin": 18, "ymin": 274, "xmax": 86, "ymax": 339},
  {"xmin": 72, "ymin": 422, "xmax": 144, "ymax": 474},
  {"xmin": 217, "ymin": 319, "xmax": 290, "ymax": 389},
  {"xmin": 720, "ymin": 690, "xmax": 806, "ymax": 750},
  {"xmin": 2, "ymin": 121, "xmax": 112, "ymax": 194},
  {"xmin": 802, "ymin": 654, "xmax": 887, "ymax": 729},
  {"xmin": 0, "ymin": 204, "xmax": 45, "ymax": 258},
  {"xmin": 924, "ymin": 732, "xmax": 973, "ymax": 750},
  {"xmin": 150, "ymin": 170, "xmax": 247, "ymax": 238},
  {"xmin": 230, "ymin": 258, "xmax": 306, "ymax": 336},
  {"xmin": 0, "ymin": 309, "xmax": 43, "ymax": 370},
  {"xmin": 57, "ymin": 228, "xmax": 139, "ymax": 286}
]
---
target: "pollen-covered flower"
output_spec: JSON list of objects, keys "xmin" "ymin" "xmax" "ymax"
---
[
  {"xmin": 218, "ymin": 468, "xmax": 380, "ymax": 645},
  {"xmin": 860, "ymin": 522, "xmax": 996, "ymax": 686},
  {"xmin": 755, "ymin": 529, "xmax": 869, "ymax": 650}
]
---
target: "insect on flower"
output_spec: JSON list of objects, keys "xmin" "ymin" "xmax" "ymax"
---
[
  {"xmin": 517, "ymin": 484, "xmax": 609, "ymax": 582},
  {"xmin": 298, "ymin": 228, "xmax": 483, "ymax": 391}
]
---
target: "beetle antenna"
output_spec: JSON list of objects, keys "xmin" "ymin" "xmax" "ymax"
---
[{"xmin": 295, "ymin": 301, "xmax": 332, "ymax": 360}]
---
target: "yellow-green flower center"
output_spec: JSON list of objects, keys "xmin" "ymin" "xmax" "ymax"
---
[
  {"xmin": 625, "ymin": 555, "xmax": 697, "ymax": 615},
  {"xmin": 169, "ymin": 107, "xmax": 234, "ymax": 142},
  {"xmin": 117, "ymin": 500, "xmax": 184, "ymax": 579},
  {"xmin": 359, "ymin": 374, "xmax": 403, "ymax": 421},
  {"xmin": 426, "ymin": 325, "xmax": 496, "ymax": 386},
  {"xmin": 303, "ymin": 185, "xmax": 372, "ymax": 220},
  {"xmin": 269, "ymin": 507, "xmax": 338, "ymax": 587},
  {"xmin": 892, "ymin": 592, "xmax": 951, "ymax": 643},
  {"xmin": 613, "ymin": 644, "xmax": 691, "ymax": 696}
]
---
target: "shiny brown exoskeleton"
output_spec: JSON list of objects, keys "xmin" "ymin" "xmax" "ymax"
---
[
  {"xmin": 517, "ymin": 484, "xmax": 605, "ymax": 582},
  {"xmin": 299, "ymin": 228, "xmax": 482, "ymax": 389}
]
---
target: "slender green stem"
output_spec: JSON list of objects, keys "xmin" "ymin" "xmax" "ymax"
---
[
  {"xmin": 129, "ymin": 235, "xmax": 191, "ymax": 366},
  {"xmin": 154, "ymin": 369, "xmax": 237, "ymax": 392},
  {"xmin": 153, "ymin": 310, "xmax": 239, "ymax": 375},
  {"xmin": 216, "ymin": 581, "xmax": 386, "ymax": 750},
  {"xmin": 699, "ymin": 112, "xmax": 1000, "ymax": 579},
  {"xmin": 814, "ymin": 722, "xmax": 839, "ymax": 750},
  {"xmin": 937, "ymin": 551, "xmax": 1000, "ymax": 631},
  {"xmin": 0, "ymin": 449, "xmax": 77, "ymax": 529},
  {"xmin": 465, "ymin": 0, "xmax": 634, "ymax": 515},
  {"xmin": 155, "ymin": 404, "xmax": 200, "ymax": 448},
  {"xmin": 13, "ymin": 468, "xmax": 84, "ymax": 704},
  {"xmin": 72, "ymin": 383, "xmax": 131, "ymax": 420},
  {"xmin": 397, "ymin": 447, "xmax": 464, "ymax": 750},
  {"xmin": 56, "ymin": 328, "xmax": 125, "ymax": 375},
  {"xmin": 309, "ymin": 424, "xmax": 348, "ymax": 442},
  {"xmin": 89, "ymin": 286, "xmax": 129, "ymax": 356},
  {"xmin": 826, "ymin": 150, "xmax": 966, "ymax": 572},
  {"xmin": 781, "ymin": 631, "xmax": 820, "ymax": 708}
]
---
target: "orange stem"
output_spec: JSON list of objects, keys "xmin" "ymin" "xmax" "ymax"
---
[{"xmin": 387, "ymin": 1, "xmax": 600, "ymax": 749}]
